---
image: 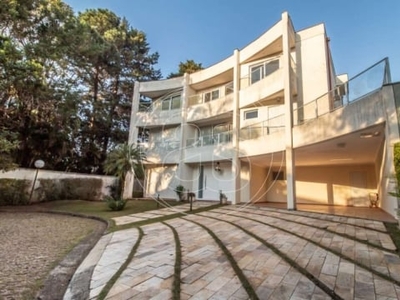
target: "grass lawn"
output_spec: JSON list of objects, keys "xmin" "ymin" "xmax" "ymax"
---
[{"xmin": 35, "ymin": 199, "xmax": 184, "ymax": 226}]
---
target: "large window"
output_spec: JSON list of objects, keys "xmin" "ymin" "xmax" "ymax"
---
[
  {"xmin": 250, "ymin": 58, "xmax": 280, "ymax": 85},
  {"xmin": 161, "ymin": 94, "xmax": 181, "ymax": 110}
]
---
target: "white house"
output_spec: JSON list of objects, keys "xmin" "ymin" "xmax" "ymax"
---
[{"xmin": 126, "ymin": 12, "xmax": 400, "ymax": 218}]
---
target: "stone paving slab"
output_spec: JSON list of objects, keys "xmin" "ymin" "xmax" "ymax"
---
[
  {"xmin": 183, "ymin": 214, "xmax": 331, "ymax": 299},
  {"xmin": 112, "ymin": 202, "xmax": 217, "ymax": 226},
  {"xmin": 225, "ymin": 206, "xmax": 394, "ymax": 250},
  {"xmin": 212, "ymin": 207, "xmax": 400, "ymax": 283},
  {"xmin": 165, "ymin": 218, "xmax": 241, "ymax": 299},
  {"xmin": 196, "ymin": 211, "xmax": 400, "ymax": 299},
  {"xmin": 89, "ymin": 228, "xmax": 139, "ymax": 299},
  {"xmin": 67, "ymin": 204, "xmax": 400, "ymax": 300},
  {"xmin": 105, "ymin": 223, "xmax": 175, "ymax": 299},
  {"xmin": 251, "ymin": 205, "xmax": 388, "ymax": 231}
]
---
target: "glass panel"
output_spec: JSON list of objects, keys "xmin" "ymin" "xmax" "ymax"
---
[
  {"xmin": 225, "ymin": 82, "xmax": 234, "ymax": 95},
  {"xmin": 244, "ymin": 110, "xmax": 258, "ymax": 119},
  {"xmin": 171, "ymin": 95, "xmax": 181, "ymax": 109},
  {"xmin": 161, "ymin": 99, "xmax": 170, "ymax": 110},
  {"xmin": 213, "ymin": 124, "xmax": 229, "ymax": 134},
  {"xmin": 250, "ymin": 65, "xmax": 262, "ymax": 84},
  {"xmin": 204, "ymin": 92, "xmax": 211, "ymax": 102},
  {"xmin": 264, "ymin": 59, "xmax": 279, "ymax": 76},
  {"xmin": 211, "ymin": 89, "xmax": 220, "ymax": 100}
]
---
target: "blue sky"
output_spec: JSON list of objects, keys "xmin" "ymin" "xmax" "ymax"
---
[{"xmin": 64, "ymin": 0, "xmax": 400, "ymax": 81}]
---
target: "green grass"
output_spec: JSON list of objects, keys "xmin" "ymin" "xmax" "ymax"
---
[
  {"xmin": 36, "ymin": 199, "xmax": 181, "ymax": 217},
  {"xmin": 33, "ymin": 199, "xmax": 183, "ymax": 231},
  {"xmin": 98, "ymin": 227, "xmax": 144, "ymax": 300}
]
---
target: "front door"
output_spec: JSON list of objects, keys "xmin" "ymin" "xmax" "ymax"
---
[{"xmin": 198, "ymin": 165, "xmax": 204, "ymax": 199}]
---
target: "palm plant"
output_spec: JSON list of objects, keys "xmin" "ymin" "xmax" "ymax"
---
[{"xmin": 104, "ymin": 143, "xmax": 145, "ymax": 199}]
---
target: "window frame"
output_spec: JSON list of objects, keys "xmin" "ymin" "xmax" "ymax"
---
[
  {"xmin": 161, "ymin": 93, "xmax": 181, "ymax": 111},
  {"xmin": 244, "ymin": 109, "xmax": 258, "ymax": 120},
  {"xmin": 249, "ymin": 57, "xmax": 280, "ymax": 85}
]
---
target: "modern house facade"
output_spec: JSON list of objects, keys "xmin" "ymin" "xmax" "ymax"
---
[{"xmin": 126, "ymin": 12, "xmax": 400, "ymax": 218}]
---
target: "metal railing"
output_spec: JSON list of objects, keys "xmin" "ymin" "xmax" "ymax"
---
[{"xmin": 186, "ymin": 131, "xmax": 232, "ymax": 148}]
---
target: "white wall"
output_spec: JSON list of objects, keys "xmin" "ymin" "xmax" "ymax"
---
[
  {"xmin": 266, "ymin": 164, "xmax": 377, "ymax": 206},
  {"xmin": 296, "ymin": 24, "xmax": 330, "ymax": 105},
  {"xmin": 145, "ymin": 165, "xmax": 179, "ymax": 199}
]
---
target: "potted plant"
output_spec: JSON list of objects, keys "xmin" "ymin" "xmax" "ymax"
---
[
  {"xmin": 220, "ymin": 190, "xmax": 228, "ymax": 205},
  {"xmin": 175, "ymin": 184, "xmax": 185, "ymax": 201}
]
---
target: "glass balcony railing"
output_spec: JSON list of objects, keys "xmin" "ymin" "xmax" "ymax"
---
[
  {"xmin": 239, "ymin": 58, "xmax": 391, "ymax": 140},
  {"xmin": 293, "ymin": 58, "xmax": 391, "ymax": 125},
  {"xmin": 240, "ymin": 114, "xmax": 285, "ymax": 140},
  {"xmin": 188, "ymin": 82, "xmax": 234, "ymax": 107},
  {"xmin": 186, "ymin": 131, "xmax": 232, "ymax": 148}
]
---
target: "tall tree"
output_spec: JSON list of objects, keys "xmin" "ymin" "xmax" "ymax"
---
[
  {"xmin": 0, "ymin": 2, "xmax": 161, "ymax": 174},
  {"xmin": 167, "ymin": 59, "xmax": 203, "ymax": 78},
  {"xmin": 0, "ymin": 0, "xmax": 85, "ymax": 169},
  {"xmin": 76, "ymin": 9, "xmax": 161, "ymax": 174}
]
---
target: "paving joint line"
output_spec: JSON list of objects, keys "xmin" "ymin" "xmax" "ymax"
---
[
  {"xmin": 182, "ymin": 217, "xmax": 260, "ymax": 300},
  {"xmin": 203, "ymin": 211, "xmax": 400, "ymax": 287},
  {"xmin": 197, "ymin": 213, "xmax": 343, "ymax": 300},
  {"xmin": 229, "ymin": 206, "xmax": 389, "ymax": 233},
  {"xmin": 220, "ymin": 207, "xmax": 397, "ymax": 253},
  {"xmin": 162, "ymin": 221, "xmax": 181, "ymax": 300},
  {"xmin": 97, "ymin": 227, "xmax": 144, "ymax": 300}
]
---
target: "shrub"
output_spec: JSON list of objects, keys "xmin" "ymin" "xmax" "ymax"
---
[
  {"xmin": 391, "ymin": 142, "xmax": 400, "ymax": 198},
  {"xmin": 0, "ymin": 179, "xmax": 30, "ymax": 205},
  {"xmin": 38, "ymin": 178, "xmax": 103, "ymax": 201},
  {"xmin": 104, "ymin": 196, "xmax": 127, "ymax": 211},
  {"xmin": 38, "ymin": 179, "xmax": 62, "ymax": 202},
  {"xmin": 107, "ymin": 180, "xmax": 120, "ymax": 199},
  {"xmin": 175, "ymin": 185, "xmax": 185, "ymax": 201}
]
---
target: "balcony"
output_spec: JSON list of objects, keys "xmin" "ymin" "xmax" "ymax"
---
[
  {"xmin": 293, "ymin": 58, "xmax": 391, "ymax": 125},
  {"xmin": 239, "ymin": 67, "xmax": 284, "ymax": 108},
  {"xmin": 187, "ymin": 94, "xmax": 233, "ymax": 123},
  {"xmin": 187, "ymin": 83, "xmax": 234, "ymax": 123},
  {"xmin": 136, "ymin": 104, "xmax": 182, "ymax": 127},
  {"xmin": 184, "ymin": 132, "xmax": 234, "ymax": 163},
  {"xmin": 140, "ymin": 140, "xmax": 181, "ymax": 164}
]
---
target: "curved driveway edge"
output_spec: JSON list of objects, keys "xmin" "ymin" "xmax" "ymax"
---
[{"xmin": 36, "ymin": 213, "xmax": 107, "ymax": 300}]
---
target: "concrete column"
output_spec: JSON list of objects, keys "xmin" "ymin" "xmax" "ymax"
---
[
  {"xmin": 177, "ymin": 74, "xmax": 191, "ymax": 189},
  {"xmin": 282, "ymin": 12, "xmax": 296, "ymax": 210},
  {"xmin": 380, "ymin": 84, "xmax": 400, "ymax": 218},
  {"xmin": 232, "ymin": 49, "xmax": 241, "ymax": 204},
  {"xmin": 124, "ymin": 81, "xmax": 141, "ymax": 199},
  {"xmin": 128, "ymin": 81, "xmax": 140, "ymax": 144}
]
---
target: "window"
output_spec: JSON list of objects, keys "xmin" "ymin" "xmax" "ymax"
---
[
  {"xmin": 272, "ymin": 171, "xmax": 284, "ymax": 180},
  {"xmin": 244, "ymin": 109, "xmax": 258, "ymax": 120},
  {"xmin": 250, "ymin": 58, "xmax": 280, "ymax": 85},
  {"xmin": 225, "ymin": 82, "xmax": 234, "ymax": 95},
  {"xmin": 161, "ymin": 99, "xmax": 171, "ymax": 110},
  {"xmin": 161, "ymin": 93, "xmax": 181, "ymax": 110},
  {"xmin": 171, "ymin": 95, "xmax": 181, "ymax": 109},
  {"xmin": 203, "ymin": 88, "xmax": 220, "ymax": 103}
]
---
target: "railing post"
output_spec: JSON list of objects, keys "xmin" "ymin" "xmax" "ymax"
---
[{"xmin": 157, "ymin": 194, "xmax": 160, "ymax": 209}]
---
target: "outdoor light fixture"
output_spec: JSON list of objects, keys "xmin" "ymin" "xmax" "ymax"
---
[
  {"xmin": 214, "ymin": 162, "xmax": 221, "ymax": 172},
  {"xmin": 29, "ymin": 159, "xmax": 45, "ymax": 203}
]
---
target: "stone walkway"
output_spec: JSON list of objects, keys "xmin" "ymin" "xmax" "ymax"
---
[{"xmin": 64, "ymin": 205, "xmax": 400, "ymax": 300}]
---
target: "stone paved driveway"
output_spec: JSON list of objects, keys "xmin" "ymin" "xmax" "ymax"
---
[{"xmin": 65, "ymin": 205, "xmax": 400, "ymax": 300}]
